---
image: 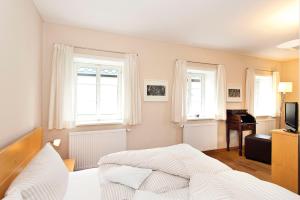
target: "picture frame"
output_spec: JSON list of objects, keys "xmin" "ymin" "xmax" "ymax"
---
[
  {"xmin": 144, "ymin": 80, "xmax": 168, "ymax": 101},
  {"xmin": 227, "ymin": 85, "xmax": 242, "ymax": 102}
]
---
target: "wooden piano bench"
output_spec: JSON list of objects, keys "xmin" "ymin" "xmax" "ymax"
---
[{"xmin": 245, "ymin": 134, "xmax": 271, "ymax": 164}]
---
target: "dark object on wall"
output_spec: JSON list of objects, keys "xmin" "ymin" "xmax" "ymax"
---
[
  {"xmin": 228, "ymin": 89, "xmax": 240, "ymax": 97},
  {"xmin": 147, "ymin": 85, "xmax": 166, "ymax": 96},
  {"xmin": 144, "ymin": 80, "xmax": 168, "ymax": 101},
  {"xmin": 226, "ymin": 109, "xmax": 256, "ymax": 156},
  {"xmin": 245, "ymin": 134, "xmax": 271, "ymax": 164}
]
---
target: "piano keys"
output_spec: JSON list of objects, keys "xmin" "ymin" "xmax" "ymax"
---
[{"xmin": 226, "ymin": 109, "xmax": 256, "ymax": 156}]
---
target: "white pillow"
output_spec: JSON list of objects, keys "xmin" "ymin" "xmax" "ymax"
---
[
  {"xmin": 2, "ymin": 189, "xmax": 23, "ymax": 200},
  {"xmin": 6, "ymin": 143, "xmax": 69, "ymax": 200},
  {"xmin": 103, "ymin": 166, "xmax": 152, "ymax": 189}
]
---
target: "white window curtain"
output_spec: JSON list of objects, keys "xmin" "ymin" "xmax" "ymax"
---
[
  {"xmin": 272, "ymin": 71, "xmax": 281, "ymax": 117},
  {"xmin": 215, "ymin": 65, "xmax": 227, "ymax": 120},
  {"xmin": 245, "ymin": 68, "xmax": 255, "ymax": 115},
  {"xmin": 171, "ymin": 59, "xmax": 187, "ymax": 125},
  {"xmin": 48, "ymin": 44, "xmax": 76, "ymax": 129},
  {"xmin": 123, "ymin": 54, "xmax": 142, "ymax": 125}
]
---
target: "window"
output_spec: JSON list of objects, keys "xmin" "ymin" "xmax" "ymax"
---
[
  {"xmin": 74, "ymin": 56, "xmax": 124, "ymax": 125},
  {"xmin": 254, "ymin": 75, "xmax": 274, "ymax": 116},
  {"xmin": 186, "ymin": 68, "xmax": 216, "ymax": 119}
]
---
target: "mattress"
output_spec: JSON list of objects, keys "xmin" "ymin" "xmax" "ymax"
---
[{"xmin": 63, "ymin": 168, "xmax": 102, "ymax": 200}]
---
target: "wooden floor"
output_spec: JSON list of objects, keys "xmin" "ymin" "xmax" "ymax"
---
[{"xmin": 205, "ymin": 149, "xmax": 272, "ymax": 183}]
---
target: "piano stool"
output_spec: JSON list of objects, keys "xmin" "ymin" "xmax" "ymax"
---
[{"xmin": 245, "ymin": 134, "xmax": 271, "ymax": 164}]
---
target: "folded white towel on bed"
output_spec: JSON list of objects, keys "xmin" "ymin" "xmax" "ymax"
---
[{"xmin": 103, "ymin": 166, "xmax": 152, "ymax": 189}]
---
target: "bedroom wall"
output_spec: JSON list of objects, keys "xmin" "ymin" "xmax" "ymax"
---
[
  {"xmin": 280, "ymin": 59, "xmax": 300, "ymax": 129},
  {"xmin": 0, "ymin": 0, "xmax": 42, "ymax": 148},
  {"xmin": 42, "ymin": 23, "xmax": 281, "ymax": 158},
  {"xmin": 280, "ymin": 59, "xmax": 299, "ymax": 102}
]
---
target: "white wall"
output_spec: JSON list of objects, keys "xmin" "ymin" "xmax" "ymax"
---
[
  {"xmin": 281, "ymin": 59, "xmax": 299, "ymax": 102},
  {"xmin": 0, "ymin": 0, "xmax": 42, "ymax": 148}
]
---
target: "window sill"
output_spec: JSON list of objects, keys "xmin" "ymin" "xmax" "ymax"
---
[
  {"xmin": 255, "ymin": 115, "xmax": 276, "ymax": 118},
  {"xmin": 75, "ymin": 120, "xmax": 123, "ymax": 127}
]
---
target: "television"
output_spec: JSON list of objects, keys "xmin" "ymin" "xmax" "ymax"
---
[{"xmin": 285, "ymin": 102, "xmax": 298, "ymax": 133}]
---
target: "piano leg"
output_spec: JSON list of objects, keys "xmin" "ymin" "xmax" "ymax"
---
[
  {"xmin": 226, "ymin": 127, "xmax": 230, "ymax": 151},
  {"xmin": 238, "ymin": 128, "xmax": 243, "ymax": 156}
]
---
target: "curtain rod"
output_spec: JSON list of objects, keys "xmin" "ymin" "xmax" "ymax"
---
[
  {"xmin": 74, "ymin": 45, "xmax": 138, "ymax": 56},
  {"xmin": 246, "ymin": 67, "xmax": 274, "ymax": 73},
  {"xmin": 55, "ymin": 43, "xmax": 138, "ymax": 56},
  {"xmin": 176, "ymin": 59, "xmax": 219, "ymax": 66}
]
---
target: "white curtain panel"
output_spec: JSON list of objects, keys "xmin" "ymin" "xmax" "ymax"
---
[
  {"xmin": 245, "ymin": 68, "xmax": 255, "ymax": 115},
  {"xmin": 171, "ymin": 59, "xmax": 187, "ymax": 125},
  {"xmin": 215, "ymin": 65, "xmax": 227, "ymax": 120},
  {"xmin": 48, "ymin": 44, "xmax": 75, "ymax": 129},
  {"xmin": 272, "ymin": 71, "xmax": 281, "ymax": 117},
  {"xmin": 123, "ymin": 54, "xmax": 142, "ymax": 125}
]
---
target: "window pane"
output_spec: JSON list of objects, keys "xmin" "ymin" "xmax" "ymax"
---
[
  {"xmin": 187, "ymin": 75, "xmax": 203, "ymax": 118},
  {"xmin": 254, "ymin": 75, "xmax": 273, "ymax": 116},
  {"xmin": 191, "ymin": 88, "xmax": 202, "ymax": 99},
  {"xmin": 76, "ymin": 67, "xmax": 97, "ymax": 115},
  {"xmin": 99, "ymin": 68, "xmax": 121, "ymax": 117},
  {"xmin": 100, "ymin": 78, "xmax": 118, "ymax": 114}
]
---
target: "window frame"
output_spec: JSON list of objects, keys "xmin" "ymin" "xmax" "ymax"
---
[
  {"xmin": 74, "ymin": 60, "xmax": 124, "ymax": 126},
  {"xmin": 185, "ymin": 66, "xmax": 217, "ymax": 120},
  {"xmin": 186, "ymin": 71, "xmax": 206, "ymax": 119}
]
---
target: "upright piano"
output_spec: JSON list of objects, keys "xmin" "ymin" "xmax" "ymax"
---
[{"xmin": 226, "ymin": 109, "xmax": 256, "ymax": 156}]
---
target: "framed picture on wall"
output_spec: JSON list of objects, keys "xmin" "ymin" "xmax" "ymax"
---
[
  {"xmin": 144, "ymin": 80, "xmax": 168, "ymax": 101},
  {"xmin": 227, "ymin": 85, "xmax": 242, "ymax": 102}
]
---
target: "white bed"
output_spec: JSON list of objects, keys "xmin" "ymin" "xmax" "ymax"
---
[
  {"xmin": 62, "ymin": 168, "xmax": 300, "ymax": 200},
  {"xmin": 2, "ymin": 140, "xmax": 300, "ymax": 200},
  {"xmin": 64, "ymin": 166, "xmax": 300, "ymax": 200}
]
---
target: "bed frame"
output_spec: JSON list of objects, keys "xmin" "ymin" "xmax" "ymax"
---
[{"xmin": 0, "ymin": 128, "xmax": 43, "ymax": 198}]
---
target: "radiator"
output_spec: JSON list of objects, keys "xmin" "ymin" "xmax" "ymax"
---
[
  {"xmin": 183, "ymin": 122, "xmax": 218, "ymax": 151},
  {"xmin": 69, "ymin": 129, "xmax": 127, "ymax": 170},
  {"xmin": 256, "ymin": 118, "xmax": 276, "ymax": 134}
]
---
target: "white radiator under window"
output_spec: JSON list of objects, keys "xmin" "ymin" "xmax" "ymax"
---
[
  {"xmin": 256, "ymin": 118, "xmax": 276, "ymax": 134},
  {"xmin": 69, "ymin": 129, "xmax": 127, "ymax": 170},
  {"xmin": 183, "ymin": 121, "xmax": 218, "ymax": 151}
]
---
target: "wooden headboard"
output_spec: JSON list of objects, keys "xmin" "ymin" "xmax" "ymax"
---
[{"xmin": 0, "ymin": 128, "xmax": 43, "ymax": 198}]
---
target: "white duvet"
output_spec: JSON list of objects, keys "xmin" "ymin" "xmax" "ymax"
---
[{"xmin": 98, "ymin": 144, "xmax": 300, "ymax": 200}]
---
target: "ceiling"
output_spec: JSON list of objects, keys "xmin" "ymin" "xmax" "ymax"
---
[{"xmin": 33, "ymin": 0, "xmax": 299, "ymax": 61}]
